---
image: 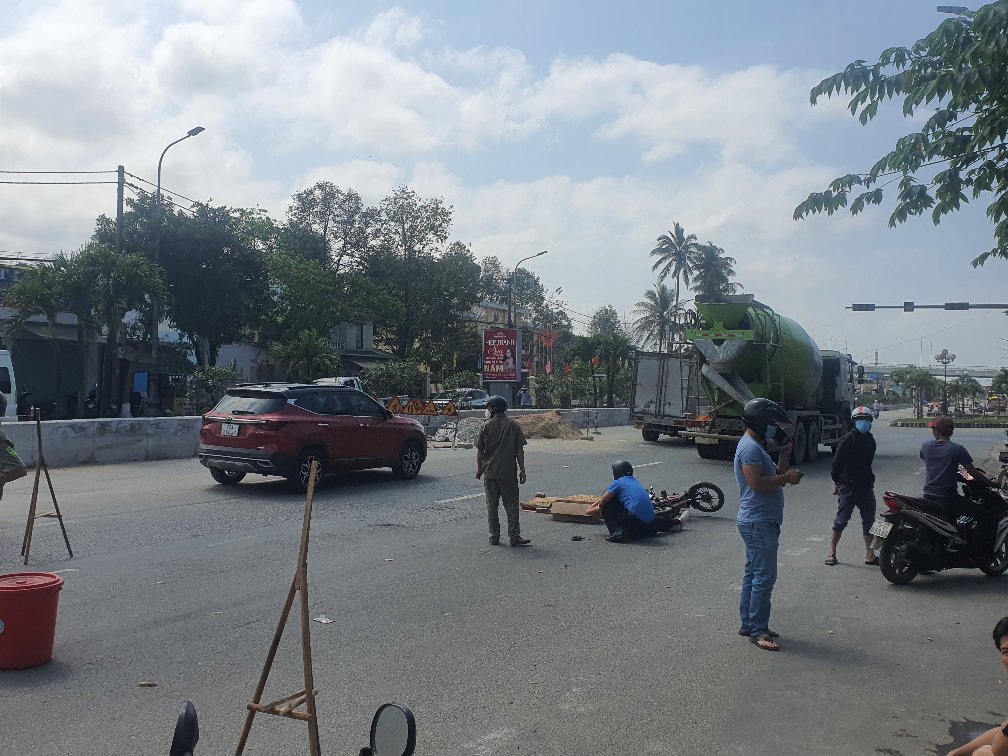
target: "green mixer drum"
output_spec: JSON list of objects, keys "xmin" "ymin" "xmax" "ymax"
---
[{"xmin": 695, "ymin": 296, "xmax": 822, "ymax": 410}]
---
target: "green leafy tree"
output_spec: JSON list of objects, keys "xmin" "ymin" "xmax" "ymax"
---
[
  {"xmin": 891, "ymin": 365, "xmax": 939, "ymax": 418},
  {"xmin": 794, "ymin": 2, "xmax": 1008, "ymax": 267},
  {"xmin": 52, "ymin": 251, "xmax": 99, "ymax": 416},
  {"xmin": 650, "ymin": 222, "xmax": 699, "ymax": 328},
  {"xmin": 579, "ymin": 307, "xmax": 635, "ymax": 407},
  {"xmin": 271, "ymin": 329, "xmax": 342, "ymax": 381},
  {"xmin": 631, "ymin": 283, "xmax": 681, "ymax": 353},
  {"xmin": 360, "ymin": 360, "xmax": 424, "ymax": 398},
  {"xmin": 284, "ymin": 182, "xmax": 375, "ymax": 272},
  {"xmin": 189, "ymin": 365, "xmax": 237, "ymax": 414},
  {"xmin": 992, "ymin": 367, "xmax": 1008, "ymax": 395},
  {"xmin": 2, "ymin": 264, "xmax": 67, "ymax": 416},
  {"xmin": 78, "ymin": 243, "xmax": 167, "ymax": 416},
  {"xmin": 689, "ymin": 242, "xmax": 742, "ymax": 296},
  {"xmin": 442, "ymin": 370, "xmax": 482, "ymax": 391}
]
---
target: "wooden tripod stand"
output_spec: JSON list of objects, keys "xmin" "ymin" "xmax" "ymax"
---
[
  {"xmin": 21, "ymin": 409, "xmax": 72, "ymax": 565},
  {"xmin": 235, "ymin": 461, "xmax": 322, "ymax": 756}
]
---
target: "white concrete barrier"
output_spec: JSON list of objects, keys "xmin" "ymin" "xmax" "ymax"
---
[
  {"xmin": 2, "ymin": 417, "xmax": 203, "ymax": 468},
  {"xmin": 0, "ymin": 408, "xmax": 631, "ymax": 469}
]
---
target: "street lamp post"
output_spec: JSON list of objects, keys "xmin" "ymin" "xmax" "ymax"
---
[
  {"xmin": 152, "ymin": 126, "xmax": 205, "ymax": 402},
  {"xmin": 508, "ymin": 250, "xmax": 548, "ymax": 328},
  {"xmin": 934, "ymin": 348, "xmax": 956, "ymax": 414}
]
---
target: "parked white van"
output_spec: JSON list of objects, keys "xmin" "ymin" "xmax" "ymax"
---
[{"xmin": 0, "ymin": 350, "xmax": 16, "ymax": 418}]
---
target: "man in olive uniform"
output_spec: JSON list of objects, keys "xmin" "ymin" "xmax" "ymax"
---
[{"xmin": 476, "ymin": 395, "xmax": 531, "ymax": 547}]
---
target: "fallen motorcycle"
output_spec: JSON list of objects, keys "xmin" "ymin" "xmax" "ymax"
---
[
  {"xmin": 648, "ymin": 481, "xmax": 725, "ymax": 531},
  {"xmin": 169, "ymin": 700, "xmax": 416, "ymax": 756},
  {"xmin": 869, "ymin": 467, "xmax": 1008, "ymax": 585}
]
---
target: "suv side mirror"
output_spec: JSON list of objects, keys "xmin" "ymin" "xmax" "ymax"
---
[
  {"xmin": 368, "ymin": 703, "xmax": 416, "ymax": 756},
  {"xmin": 170, "ymin": 701, "xmax": 199, "ymax": 756}
]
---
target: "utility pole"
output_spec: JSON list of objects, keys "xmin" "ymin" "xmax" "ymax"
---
[{"xmin": 115, "ymin": 165, "xmax": 124, "ymax": 255}]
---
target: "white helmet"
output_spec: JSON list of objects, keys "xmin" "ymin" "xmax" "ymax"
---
[{"xmin": 852, "ymin": 405, "xmax": 872, "ymax": 420}]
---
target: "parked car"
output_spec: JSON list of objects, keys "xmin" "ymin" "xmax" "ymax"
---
[
  {"xmin": 432, "ymin": 388, "xmax": 491, "ymax": 410},
  {"xmin": 198, "ymin": 384, "xmax": 427, "ymax": 491},
  {"xmin": 313, "ymin": 376, "xmax": 363, "ymax": 391}
]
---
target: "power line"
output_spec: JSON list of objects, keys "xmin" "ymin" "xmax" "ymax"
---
[
  {"xmin": 124, "ymin": 171, "xmax": 198, "ymax": 205},
  {"xmin": 0, "ymin": 169, "xmax": 116, "ymax": 174},
  {"xmin": 0, "ymin": 180, "xmax": 116, "ymax": 185}
]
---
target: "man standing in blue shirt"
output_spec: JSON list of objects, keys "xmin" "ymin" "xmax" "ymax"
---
[
  {"xmin": 585, "ymin": 460, "xmax": 657, "ymax": 543},
  {"xmin": 735, "ymin": 398, "xmax": 803, "ymax": 652}
]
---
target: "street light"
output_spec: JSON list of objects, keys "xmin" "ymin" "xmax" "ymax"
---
[
  {"xmin": 934, "ymin": 348, "xmax": 956, "ymax": 414},
  {"xmin": 508, "ymin": 250, "xmax": 548, "ymax": 328},
  {"xmin": 152, "ymin": 126, "xmax": 205, "ymax": 395}
]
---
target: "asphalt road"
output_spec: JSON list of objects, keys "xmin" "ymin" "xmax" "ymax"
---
[{"xmin": 1, "ymin": 418, "xmax": 1007, "ymax": 755}]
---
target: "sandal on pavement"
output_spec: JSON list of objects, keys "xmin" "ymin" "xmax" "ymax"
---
[
  {"xmin": 739, "ymin": 629, "xmax": 779, "ymax": 638},
  {"xmin": 824, "ymin": 555, "xmax": 838, "ymax": 566},
  {"xmin": 750, "ymin": 635, "xmax": 780, "ymax": 652},
  {"xmin": 865, "ymin": 556, "xmax": 880, "ymax": 566}
]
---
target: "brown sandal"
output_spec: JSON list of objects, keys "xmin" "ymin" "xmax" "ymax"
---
[{"xmin": 750, "ymin": 635, "xmax": 780, "ymax": 651}]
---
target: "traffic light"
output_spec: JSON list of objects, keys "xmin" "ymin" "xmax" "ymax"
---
[
  {"xmin": 944, "ymin": 302, "xmax": 969, "ymax": 310},
  {"xmin": 904, "ymin": 301, "xmax": 914, "ymax": 312},
  {"xmin": 851, "ymin": 303, "xmax": 876, "ymax": 311},
  {"xmin": 857, "ymin": 365, "xmax": 865, "ymax": 384}
]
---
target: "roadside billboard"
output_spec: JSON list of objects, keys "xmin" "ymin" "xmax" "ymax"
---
[{"xmin": 482, "ymin": 328, "xmax": 519, "ymax": 382}]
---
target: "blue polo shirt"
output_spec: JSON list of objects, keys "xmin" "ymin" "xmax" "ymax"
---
[
  {"xmin": 607, "ymin": 475, "xmax": 656, "ymax": 523},
  {"xmin": 734, "ymin": 434, "xmax": 785, "ymax": 524}
]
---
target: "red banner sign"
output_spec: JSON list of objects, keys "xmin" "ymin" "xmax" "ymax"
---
[{"xmin": 482, "ymin": 328, "xmax": 518, "ymax": 382}]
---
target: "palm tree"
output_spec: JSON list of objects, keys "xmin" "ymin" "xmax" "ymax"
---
[
  {"xmin": 271, "ymin": 329, "xmax": 342, "ymax": 381},
  {"xmin": 51, "ymin": 251, "xmax": 98, "ymax": 417},
  {"xmin": 689, "ymin": 242, "xmax": 742, "ymax": 297},
  {"xmin": 631, "ymin": 283, "xmax": 680, "ymax": 353},
  {"xmin": 2, "ymin": 264, "xmax": 66, "ymax": 416},
  {"xmin": 649, "ymin": 222, "xmax": 699, "ymax": 328},
  {"xmin": 78, "ymin": 243, "xmax": 167, "ymax": 416}
]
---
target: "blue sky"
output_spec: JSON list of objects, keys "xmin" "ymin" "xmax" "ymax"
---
[{"xmin": 0, "ymin": 0, "xmax": 1004, "ymax": 370}]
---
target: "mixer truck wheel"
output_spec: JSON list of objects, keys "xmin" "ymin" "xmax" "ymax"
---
[
  {"xmin": 805, "ymin": 422, "xmax": 819, "ymax": 463},
  {"xmin": 696, "ymin": 443, "xmax": 721, "ymax": 460},
  {"xmin": 642, "ymin": 428, "xmax": 660, "ymax": 442},
  {"xmin": 790, "ymin": 422, "xmax": 807, "ymax": 465}
]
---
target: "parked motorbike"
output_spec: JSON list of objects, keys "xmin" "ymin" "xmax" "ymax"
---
[
  {"xmin": 869, "ymin": 467, "xmax": 1008, "ymax": 585},
  {"xmin": 168, "ymin": 700, "xmax": 416, "ymax": 756},
  {"xmin": 647, "ymin": 481, "xmax": 725, "ymax": 531}
]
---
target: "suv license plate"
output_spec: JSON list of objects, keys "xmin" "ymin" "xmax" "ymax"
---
[
  {"xmin": 868, "ymin": 520, "xmax": 892, "ymax": 538},
  {"xmin": 221, "ymin": 423, "xmax": 239, "ymax": 437}
]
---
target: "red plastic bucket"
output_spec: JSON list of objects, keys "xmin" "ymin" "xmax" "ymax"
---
[{"xmin": 0, "ymin": 572, "xmax": 65, "ymax": 670}]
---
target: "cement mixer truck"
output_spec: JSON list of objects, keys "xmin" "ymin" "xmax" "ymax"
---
[{"xmin": 671, "ymin": 295, "xmax": 856, "ymax": 464}]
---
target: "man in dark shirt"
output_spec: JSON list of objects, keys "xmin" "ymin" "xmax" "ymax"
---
[
  {"xmin": 476, "ymin": 396, "xmax": 531, "ymax": 547},
  {"xmin": 920, "ymin": 416, "xmax": 995, "ymax": 553},
  {"xmin": 826, "ymin": 406, "xmax": 878, "ymax": 566}
]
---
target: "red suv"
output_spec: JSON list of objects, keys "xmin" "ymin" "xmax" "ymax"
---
[{"xmin": 198, "ymin": 384, "xmax": 427, "ymax": 491}]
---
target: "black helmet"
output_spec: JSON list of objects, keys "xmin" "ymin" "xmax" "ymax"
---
[
  {"xmin": 741, "ymin": 398, "xmax": 790, "ymax": 438},
  {"xmin": 487, "ymin": 395, "xmax": 508, "ymax": 414},
  {"xmin": 612, "ymin": 460, "xmax": 633, "ymax": 479}
]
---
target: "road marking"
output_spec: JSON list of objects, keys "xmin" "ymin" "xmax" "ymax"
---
[
  {"xmin": 434, "ymin": 493, "xmax": 484, "ymax": 504},
  {"xmin": 635, "ymin": 461, "xmax": 664, "ymax": 468},
  {"xmin": 208, "ymin": 535, "xmax": 255, "ymax": 548},
  {"xmin": 53, "ymin": 568, "xmax": 79, "ymax": 574}
]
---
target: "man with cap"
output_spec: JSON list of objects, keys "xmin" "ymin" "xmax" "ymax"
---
[
  {"xmin": 585, "ymin": 460, "xmax": 657, "ymax": 543},
  {"xmin": 476, "ymin": 395, "xmax": 531, "ymax": 547},
  {"xmin": 921, "ymin": 415, "xmax": 996, "ymax": 553},
  {"xmin": 825, "ymin": 406, "xmax": 878, "ymax": 566}
]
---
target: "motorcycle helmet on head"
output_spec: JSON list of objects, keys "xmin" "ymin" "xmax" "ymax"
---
[
  {"xmin": 612, "ymin": 460, "xmax": 633, "ymax": 479},
  {"xmin": 852, "ymin": 406, "xmax": 872, "ymax": 421},
  {"xmin": 486, "ymin": 395, "xmax": 508, "ymax": 415},
  {"xmin": 742, "ymin": 398, "xmax": 791, "ymax": 440}
]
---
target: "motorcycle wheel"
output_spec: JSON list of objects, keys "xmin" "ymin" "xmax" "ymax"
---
[
  {"xmin": 686, "ymin": 482, "xmax": 725, "ymax": 512},
  {"xmin": 980, "ymin": 540, "xmax": 1008, "ymax": 577},
  {"xmin": 879, "ymin": 532, "xmax": 921, "ymax": 585}
]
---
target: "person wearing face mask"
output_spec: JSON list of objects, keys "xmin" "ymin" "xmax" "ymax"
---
[
  {"xmin": 735, "ymin": 398, "xmax": 803, "ymax": 652},
  {"xmin": 476, "ymin": 395, "xmax": 531, "ymax": 547},
  {"xmin": 825, "ymin": 406, "xmax": 878, "ymax": 567}
]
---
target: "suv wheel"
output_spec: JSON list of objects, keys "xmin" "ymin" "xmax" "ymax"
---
[
  {"xmin": 210, "ymin": 468, "xmax": 246, "ymax": 486},
  {"xmin": 290, "ymin": 449, "xmax": 326, "ymax": 493},
  {"xmin": 393, "ymin": 441, "xmax": 423, "ymax": 480}
]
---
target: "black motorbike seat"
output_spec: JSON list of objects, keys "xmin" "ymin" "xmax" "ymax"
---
[{"xmin": 909, "ymin": 494, "xmax": 956, "ymax": 519}]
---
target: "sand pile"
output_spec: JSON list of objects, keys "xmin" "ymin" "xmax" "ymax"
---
[{"xmin": 515, "ymin": 411, "xmax": 588, "ymax": 440}]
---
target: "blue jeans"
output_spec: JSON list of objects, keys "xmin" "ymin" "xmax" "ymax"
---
[{"xmin": 738, "ymin": 521, "xmax": 780, "ymax": 638}]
